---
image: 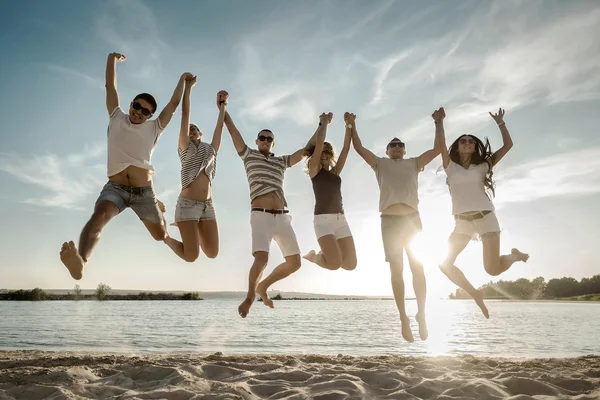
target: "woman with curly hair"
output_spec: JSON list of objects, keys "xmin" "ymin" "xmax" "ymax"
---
[
  {"xmin": 302, "ymin": 112, "xmax": 357, "ymax": 271},
  {"xmin": 437, "ymin": 107, "xmax": 529, "ymax": 318}
]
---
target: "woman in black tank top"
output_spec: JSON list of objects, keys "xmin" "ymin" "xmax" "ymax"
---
[{"xmin": 302, "ymin": 112, "xmax": 357, "ymax": 271}]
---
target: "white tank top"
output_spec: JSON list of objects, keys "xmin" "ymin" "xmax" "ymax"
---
[{"xmin": 445, "ymin": 160, "xmax": 495, "ymax": 215}]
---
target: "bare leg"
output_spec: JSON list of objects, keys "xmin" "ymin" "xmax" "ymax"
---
[
  {"xmin": 406, "ymin": 247, "xmax": 427, "ymax": 340},
  {"xmin": 440, "ymin": 233, "xmax": 489, "ymax": 319},
  {"xmin": 303, "ymin": 234, "xmax": 341, "ymax": 270},
  {"xmin": 198, "ymin": 219, "xmax": 219, "ymax": 259},
  {"xmin": 482, "ymin": 233, "xmax": 529, "ymax": 276},
  {"xmin": 60, "ymin": 201, "xmax": 120, "ymax": 280},
  {"xmin": 389, "ymin": 259, "xmax": 414, "ymax": 343},
  {"xmin": 256, "ymin": 254, "xmax": 302, "ymax": 308},
  {"xmin": 338, "ymin": 236, "xmax": 357, "ymax": 271},
  {"xmin": 238, "ymin": 251, "xmax": 269, "ymax": 318},
  {"xmin": 164, "ymin": 221, "xmax": 199, "ymax": 262},
  {"xmin": 142, "ymin": 199, "xmax": 169, "ymax": 241}
]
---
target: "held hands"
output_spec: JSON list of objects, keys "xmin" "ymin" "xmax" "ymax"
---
[
  {"xmin": 181, "ymin": 72, "xmax": 195, "ymax": 82},
  {"xmin": 216, "ymin": 90, "xmax": 229, "ymax": 107},
  {"xmin": 185, "ymin": 75, "xmax": 197, "ymax": 88},
  {"xmin": 319, "ymin": 112, "xmax": 333, "ymax": 125},
  {"xmin": 110, "ymin": 52, "xmax": 126, "ymax": 62},
  {"xmin": 432, "ymin": 107, "xmax": 445, "ymax": 123},
  {"xmin": 344, "ymin": 112, "xmax": 356, "ymax": 125},
  {"xmin": 489, "ymin": 108, "xmax": 505, "ymax": 125}
]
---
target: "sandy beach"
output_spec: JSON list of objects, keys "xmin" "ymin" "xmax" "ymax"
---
[{"xmin": 0, "ymin": 351, "xmax": 598, "ymax": 399}]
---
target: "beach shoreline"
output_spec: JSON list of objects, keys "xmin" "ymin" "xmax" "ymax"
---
[{"xmin": 1, "ymin": 350, "xmax": 598, "ymax": 399}]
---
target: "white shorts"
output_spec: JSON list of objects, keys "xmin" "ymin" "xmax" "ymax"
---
[
  {"xmin": 250, "ymin": 211, "xmax": 301, "ymax": 257},
  {"xmin": 453, "ymin": 211, "xmax": 501, "ymax": 240},
  {"xmin": 314, "ymin": 213, "xmax": 352, "ymax": 240}
]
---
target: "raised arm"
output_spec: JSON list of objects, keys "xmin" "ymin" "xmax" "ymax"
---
[
  {"xmin": 489, "ymin": 108, "xmax": 513, "ymax": 166},
  {"xmin": 431, "ymin": 108, "xmax": 450, "ymax": 169},
  {"xmin": 307, "ymin": 113, "xmax": 333, "ymax": 176},
  {"xmin": 178, "ymin": 76, "xmax": 196, "ymax": 150},
  {"xmin": 157, "ymin": 72, "xmax": 193, "ymax": 129},
  {"xmin": 334, "ymin": 112, "xmax": 354, "ymax": 175},
  {"xmin": 211, "ymin": 90, "xmax": 229, "ymax": 153},
  {"xmin": 350, "ymin": 115, "xmax": 377, "ymax": 168},
  {"xmin": 105, "ymin": 52, "xmax": 126, "ymax": 115},
  {"xmin": 223, "ymin": 109, "xmax": 246, "ymax": 154},
  {"xmin": 418, "ymin": 107, "xmax": 444, "ymax": 170}
]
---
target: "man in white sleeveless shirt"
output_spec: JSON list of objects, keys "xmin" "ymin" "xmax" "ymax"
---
[
  {"xmin": 350, "ymin": 109, "xmax": 445, "ymax": 343},
  {"xmin": 59, "ymin": 52, "xmax": 193, "ymax": 280}
]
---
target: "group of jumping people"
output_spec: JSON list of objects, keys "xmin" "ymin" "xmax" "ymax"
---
[{"xmin": 59, "ymin": 53, "xmax": 529, "ymax": 342}]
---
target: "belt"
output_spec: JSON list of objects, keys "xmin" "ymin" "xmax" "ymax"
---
[
  {"xmin": 455, "ymin": 210, "xmax": 492, "ymax": 221},
  {"xmin": 112, "ymin": 182, "xmax": 149, "ymax": 195},
  {"xmin": 252, "ymin": 207, "xmax": 289, "ymax": 214}
]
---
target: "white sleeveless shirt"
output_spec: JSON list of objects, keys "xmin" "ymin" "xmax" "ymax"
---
[{"xmin": 445, "ymin": 160, "xmax": 495, "ymax": 215}]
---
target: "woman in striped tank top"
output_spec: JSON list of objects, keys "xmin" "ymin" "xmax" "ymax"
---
[
  {"xmin": 302, "ymin": 112, "xmax": 357, "ymax": 271},
  {"xmin": 164, "ymin": 76, "xmax": 228, "ymax": 262}
]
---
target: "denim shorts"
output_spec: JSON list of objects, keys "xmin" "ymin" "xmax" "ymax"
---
[
  {"xmin": 381, "ymin": 212, "xmax": 423, "ymax": 263},
  {"xmin": 174, "ymin": 197, "xmax": 216, "ymax": 223},
  {"xmin": 96, "ymin": 181, "xmax": 162, "ymax": 224}
]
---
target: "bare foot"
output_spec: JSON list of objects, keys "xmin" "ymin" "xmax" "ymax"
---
[
  {"xmin": 238, "ymin": 294, "xmax": 255, "ymax": 318},
  {"xmin": 60, "ymin": 241, "xmax": 85, "ymax": 280},
  {"xmin": 302, "ymin": 250, "xmax": 318, "ymax": 264},
  {"xmin": 512, "ymin": 248, "xmax": 529, "ymax": 262},
  {"xmin": 256, "ymin": 281, "xmax": 274, "ymax": 309},
  {"xmin": 400, "ymin": 317, "xmax": 415, "ymax": 343},
  {"xmin": 473, "ymin": 289, "xmax": 490, "ymax": 319},
  {"xmin": 415, "ymin": 313, "xmax": 428, "ymax": 341}
]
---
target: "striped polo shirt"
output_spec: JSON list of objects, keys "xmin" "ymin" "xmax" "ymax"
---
[
  {"xmin": 178, "ymin": 141, "xmax": 217, "ymax": 190},
  {"xmin": 239, "ymin": 145, "xmax": 291, "ymax": 206}
]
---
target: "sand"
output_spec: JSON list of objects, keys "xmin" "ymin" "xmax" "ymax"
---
[{"xmin": 1, "ymin": 351, "xmax": 599, "ymax": 399}]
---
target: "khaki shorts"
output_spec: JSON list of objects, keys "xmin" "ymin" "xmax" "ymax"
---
[
  {"xmin": 381, "ymin": 212, "xmax": 422, "ymax": 263},
  {"xmin": 453, "ymin": 211, "xmax": 501, "ymax": 240}
]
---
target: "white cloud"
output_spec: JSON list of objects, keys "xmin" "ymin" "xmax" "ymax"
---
[
  {"xmin": 369, "ymin": 2, "xmax": 600, "ymax": 141},
  {"xmin": 45, "ymin": 64, "xmax": 104, "ymax": 89},
  {"xmin": 494, "ymin": 147, "xmax": 600, "ymax": 205},
  {"xmin": 93, "ymin": 0, "xmax": 166, "ymax": 82},
  {"xmin": 0, "ymin": 145, "xmax": 106, "ymax": 210}
]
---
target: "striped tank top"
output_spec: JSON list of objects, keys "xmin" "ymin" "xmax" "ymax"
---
[{"xmin": 178, "ymin": 141, "xmax": 217, "ymax": 190}]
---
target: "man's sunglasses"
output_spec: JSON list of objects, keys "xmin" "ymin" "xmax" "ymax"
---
[
  {"xmin": 387, "ymin": 142, "xmax": 405, "ymax": 148},
  {"xmin": 459, "ymin": 138, "xmax": 475, "ymax": 144},
  {"xmin": 258, "ymin": 135, "xmax": 274, "ymax": 143},
  {"xmin": 131, "ymin": 101, "xmax": 153, "ymax": 116}
]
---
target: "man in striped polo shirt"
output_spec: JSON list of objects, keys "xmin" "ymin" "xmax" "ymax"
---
[{"xmin": 223, "ymin": 108, "xmax": 329, "ymax": 318}]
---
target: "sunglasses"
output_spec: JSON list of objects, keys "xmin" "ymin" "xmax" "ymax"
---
[
  {"xmin": 131, "ymin": 101, "xmax": 153, "ymax": 116},
  {"xmin": 258, "ymin": 135, "xmax": 274, "ymax": 143},
  {"xmin": 459, "ymin": 138, "xmax": 475, "ymax": 144},
  {"xmin": 387, "ymin": 142, "xmax": 405, "ymax": 148}
]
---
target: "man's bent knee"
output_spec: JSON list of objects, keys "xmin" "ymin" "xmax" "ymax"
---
[
  {"xmin": 253, "ymin": 252, "xmax": 269, "ymax": 266},
  {"xmin": 287, "ymin": 254, "xmax": 302, "ymax": 271}
]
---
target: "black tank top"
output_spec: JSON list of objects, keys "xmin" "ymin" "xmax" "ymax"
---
[{"xmin": 311, "ymin": 168, "xmax": 344, "ymax": 215}]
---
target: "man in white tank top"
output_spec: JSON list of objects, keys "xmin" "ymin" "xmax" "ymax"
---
[
  {"xmin": 350, "ymin": 109, "xmax": 445, "ymax": 343},
  {"xmin": 59, "ymin": 52, "xmax": 194, "ymax": 281}
]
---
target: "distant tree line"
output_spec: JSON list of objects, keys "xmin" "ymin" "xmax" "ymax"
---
[
  {"xmin": 450, "ymin": 274, "xmax": 600, "ymax": 300},
  {"xmin": 0, "ymin": 283, "xmax": 203, "ymax": 301}
]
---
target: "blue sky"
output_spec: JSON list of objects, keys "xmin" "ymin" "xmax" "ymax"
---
[{"xmin": 0, "ymin": 0, "xmax": 599, "ymax": 296}]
